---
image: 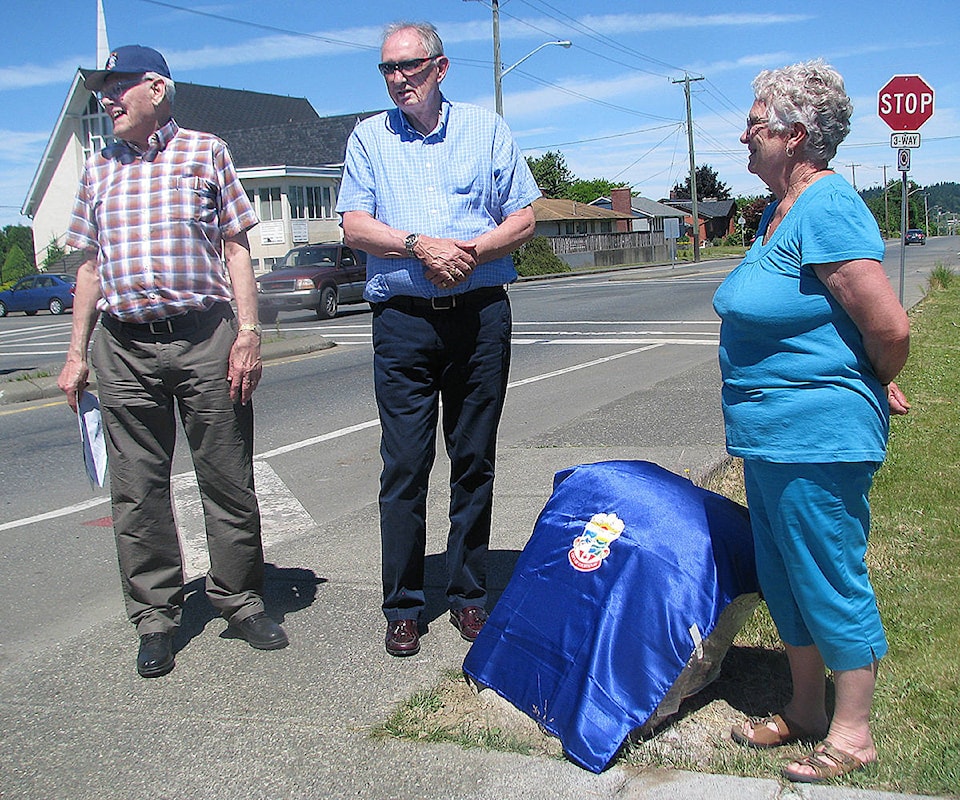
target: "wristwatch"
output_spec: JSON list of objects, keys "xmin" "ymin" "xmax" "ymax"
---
[
  {"xmin": 238, "ymin": 323, "xmax": 262, "ymax": 336},
  {"xmin": 404, "ymin": 232, "xmax": 420, "ymax": 257}
]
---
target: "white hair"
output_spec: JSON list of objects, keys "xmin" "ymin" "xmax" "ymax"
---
[
  {"xmin": 382, "ymin": 21, "xmax": 444, "ymax": 57},
  {"xmin": 752, "ymin": 59, "xmax": 852, "ymax": 164},
  {"xmin": 144, "ymin": 71, "xmax": 176, "ymax": 105}
]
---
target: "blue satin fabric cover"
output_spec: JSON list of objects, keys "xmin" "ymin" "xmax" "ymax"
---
[{"xmin": 462, "ymin": 460, "xmax": 758, "ymax": 772}]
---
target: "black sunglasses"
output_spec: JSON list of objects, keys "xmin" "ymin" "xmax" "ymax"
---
[{"xmin": 377, "ymin": 57, "xmax": 437, "ymax": 77}]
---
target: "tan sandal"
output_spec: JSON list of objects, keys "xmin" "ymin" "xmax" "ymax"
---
[
  {"xmin": 731, "ymin": 712, "xmax": 825, "ymax": 749},
  {"xmin": 781, "ymin": 741, "xmax": 867, "ymax": 783}
]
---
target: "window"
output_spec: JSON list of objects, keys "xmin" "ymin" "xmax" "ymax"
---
[
  {"xmin": 258, "ymin": 187, "xmax": 282, "ymax": 221},
  {"xmin": 600, "ymin": 221, "xmax": 612, "ymax": 233},
  {"xmin": 81, "ymin": 94, "xmax": 113, "ymax": 157},
  {"xmin": 289, "ymin": 185, "xmax": 334, "ymax": 220}
]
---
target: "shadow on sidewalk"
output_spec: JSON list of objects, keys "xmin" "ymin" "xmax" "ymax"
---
[{"xmin": 172, "ymin": 563, "xmax": 325, "ymax": 652}]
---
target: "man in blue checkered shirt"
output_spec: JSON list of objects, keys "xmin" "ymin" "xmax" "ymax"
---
[{"xmin": 337, "ymin": 21, "xmax": 540, "ymax": 658}]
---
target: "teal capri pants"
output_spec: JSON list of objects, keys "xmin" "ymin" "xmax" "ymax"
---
[{"xmin": 743, "ymin": 460, "xmax": 888, "ymax": 672}]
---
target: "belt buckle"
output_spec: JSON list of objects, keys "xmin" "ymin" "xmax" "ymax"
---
[
  {"xmin": 430, "ymin": 295, "xmax": 456, "ymax": 310},
  {"xmin": 148, "ymin": 318, "xmax": 175, "ymax": 334}
]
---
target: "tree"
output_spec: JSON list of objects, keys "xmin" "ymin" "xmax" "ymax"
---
[
  {"xmin": 566, "ymin": 178, "xmax": 621, "ymax": 204},
  {"xmin": 42, "ymin": 237, "xmax": 67, "ymax": 271},
  {"xmin": 737, "ymin": 195, "xmax": 772, "ymax": 241},
  {"xmin": 0, "ymin": 225, "xmax": 36, "ymax": 271},
  {"xmin": 671, "ymin": 165, "xmax": 731, "ymax": 201},
  {"xmin": 526, "ymin": 150, "xmax": 574, "ymax": 199},
  {"xmin": 2, "ymin": 244, "xmax": 34, "ymax": 285},
  {"xmin": 862, "ymin": 180, "xmax": 925, "ymax": 238}
]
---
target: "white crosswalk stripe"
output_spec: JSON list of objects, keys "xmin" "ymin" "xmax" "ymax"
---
[
  {"xmin": 172, "ymin": 461, "xmax": 318, "ymax": 579},
  {"xmin": 301, "ymin": 320, "xmax": 720, "ymax": 347}
]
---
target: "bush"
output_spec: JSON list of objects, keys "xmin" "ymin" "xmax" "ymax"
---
[{"xmin": 513, "ymin": 236, "xmax": 570, "ymax": 277}]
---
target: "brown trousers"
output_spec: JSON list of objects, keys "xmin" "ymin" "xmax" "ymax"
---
[{"xmin": 92, "ymin": 306, "xmax": 265, "ymax": 635}]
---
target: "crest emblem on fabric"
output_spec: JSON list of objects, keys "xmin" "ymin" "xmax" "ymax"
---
[
  {"xmin": 106, "ymin": 52, "xmax": 118, "ymax": 70},
  {"xmin": 568, "ymin": 513, "xmax": 624, "ymax": 572}
]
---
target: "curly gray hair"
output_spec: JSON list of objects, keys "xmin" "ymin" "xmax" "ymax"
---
[
  {"xmin": 382, "ymin": 21, "xmax": 444, "ymax": 57},
  {"xmin": 752, "ymin": 59, "xmax": 851, "ymax": 164}
]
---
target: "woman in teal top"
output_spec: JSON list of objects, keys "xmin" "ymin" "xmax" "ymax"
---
[{"xmin": 713, "ymin": 61, "xmax": 910, "ymax": 783}]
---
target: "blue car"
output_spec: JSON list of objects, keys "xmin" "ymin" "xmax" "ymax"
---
[{"xmin": 0, "ymin": 273, "xmax": 76, "ymax": 317}]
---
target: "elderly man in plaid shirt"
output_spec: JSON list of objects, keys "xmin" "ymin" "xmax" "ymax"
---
[
  {"xmin": 337, "ymin": 22, "xmax": 539, "ymax": 658},
  {"xmin": 58, "ymin": 45, "xmax": 287, "ymax": 678}
]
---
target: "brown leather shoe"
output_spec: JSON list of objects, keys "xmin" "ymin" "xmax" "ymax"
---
[
  {"xmin": 449, "ymin": 606, "xmax": 488, "ymax": 642},
  {"xmin": 385, "ymin": 619, "xmax": 420, "ymax": 657}
]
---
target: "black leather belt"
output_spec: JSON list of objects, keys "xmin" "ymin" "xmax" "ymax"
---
[
  {"xmin": 381, "ymin": 286, "xmax": 506, "ymax": 314},
  {"xmin": 103, "ymin": 303, "xmax": 230, "ymax": 337}
]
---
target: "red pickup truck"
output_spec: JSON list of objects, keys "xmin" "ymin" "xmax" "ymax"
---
[{"xmin": 255, "ymin": 242, "xmax": 367, "ymax": 322}]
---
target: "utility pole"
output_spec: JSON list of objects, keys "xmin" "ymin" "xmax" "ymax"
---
[
  {"xmin": 492, "ymin": 0, "xmax": 502, "ymax": 116},
  {"xmin": 672, "ymin": 73, "xmax": 704, "ymax": 262},
  {"xmin": 879, "ymin": 164, "xmax": 890, "ymax": 237},
  {"xmin": 846, "ymin": 163, "xmax": 861, "ymax": 190}
]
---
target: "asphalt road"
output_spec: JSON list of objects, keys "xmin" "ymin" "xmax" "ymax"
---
[{"xmin": 0, "ymin": 238, "xmax": 951, "ymax": 669}]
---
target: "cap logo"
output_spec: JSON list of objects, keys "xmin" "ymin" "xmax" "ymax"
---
[{"xmin": 105, "ymin": 52, "xmax": 118, "ymax": 70}]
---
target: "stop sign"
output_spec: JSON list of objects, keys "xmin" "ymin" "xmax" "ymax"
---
[{"xmin": 878, "ymin": 75, "xmax": 935, "ymax": 131}]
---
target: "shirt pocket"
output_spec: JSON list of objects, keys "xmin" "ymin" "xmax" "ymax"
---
[{"xmin": 171, "ymin": 173, "xmax": 219, "ymax": 225}]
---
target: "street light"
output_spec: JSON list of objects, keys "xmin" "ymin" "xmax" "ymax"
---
[
  {"xmin": 465, "ymin": 0, "xmax": 570, "ymax": 116},
  {"xmin": 497, "ymin": 40, "xmax": 571, "ymax": 115}
]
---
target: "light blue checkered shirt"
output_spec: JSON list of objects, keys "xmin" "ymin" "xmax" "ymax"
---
[{"xmin": 336, "ymin": 97, "xmax": 541, "ymax": 302}]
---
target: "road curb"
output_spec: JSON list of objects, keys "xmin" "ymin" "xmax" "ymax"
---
[{"xmin": 0, "ymin": 333, "xmax": 335, "ymax": 407}]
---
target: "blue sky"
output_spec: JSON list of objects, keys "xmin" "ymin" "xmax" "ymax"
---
[{"xmin": 2, "ymin": 0, "xmax": 958, "ymax": 229}]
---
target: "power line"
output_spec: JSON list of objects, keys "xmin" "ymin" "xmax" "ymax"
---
[
  {"xmin": 520, "ymin": 122, "xmax": 680, "ymax": 152},
  {"xmin": 513, "ymin": 0, "xmax": 681, "ymax": 76},
  {"xmin": 508, "ymin": 69, "xmax": 677, "ymax": 121},
  {"xmin": 136, "ymin": 0, "xmax": 375, "ymax": 52}
]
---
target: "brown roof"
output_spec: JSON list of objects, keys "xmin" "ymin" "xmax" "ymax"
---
[{"xmin": 533, "ymin": 198, "xmax": 634, "ymax": 223}]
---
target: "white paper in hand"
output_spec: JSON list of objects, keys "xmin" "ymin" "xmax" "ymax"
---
[{"xmin": 78, "ymin": 390, "xmax": 108, "ymax": 487}]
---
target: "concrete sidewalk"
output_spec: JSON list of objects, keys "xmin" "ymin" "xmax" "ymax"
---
[{"xmin": 0, "ymin": 347, "xmax": 935, "ymax": 799}]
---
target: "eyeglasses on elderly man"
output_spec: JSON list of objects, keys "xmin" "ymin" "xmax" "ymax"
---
[
  {"xmin": 96, "ymin": 76, "xmax": 151, "ymax": 103},
  {"xmin": 377, "ymin": 57, "xmax": 438, "ymax": 77}
]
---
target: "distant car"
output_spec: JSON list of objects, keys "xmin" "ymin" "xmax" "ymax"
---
[
  {"xmin": 905, "ymin": 229, "xmax": 926, "ymax": 245},
  {"xmin": 0, "ymin": 273, "xmax": 76, "ymax": 317},
  {"xmin": 256, "ymin": 243, "xmax": 367, "ymax": 322}
]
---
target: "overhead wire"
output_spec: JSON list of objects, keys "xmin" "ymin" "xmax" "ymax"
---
[{"xmin": 137, "ymin": 0, "xmax": 377, "ymax": 52}]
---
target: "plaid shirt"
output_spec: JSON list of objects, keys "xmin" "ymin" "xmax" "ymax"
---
[
  {"xmin": 336, "ymin": 98, "xmax": 540, "ymax": 302},
  {"xmin": 66, "ymin": 119, "xmax": 258, "ymax": 322}
]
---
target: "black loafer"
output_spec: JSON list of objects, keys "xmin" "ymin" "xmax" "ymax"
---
[
  {"xmin": 232, "ymin": 612, "xmax": 289, "ymax": 650},
  {"xmin": 137, "ymin": 632, "xmax": 175, "ymax": 678}
]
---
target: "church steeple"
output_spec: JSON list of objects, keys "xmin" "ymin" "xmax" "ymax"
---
[{"xmin": 96, "ymin": 0, "xmax": 110, "ymax": 66}]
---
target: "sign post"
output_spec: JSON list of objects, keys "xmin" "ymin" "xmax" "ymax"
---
[{"xmin": 878, "ymin": 74, "xmax": 935, "ymax": 305}]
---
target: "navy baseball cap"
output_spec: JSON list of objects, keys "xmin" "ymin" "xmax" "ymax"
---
[{"xmin": 83, "ymin": 45, "xmax": 171, "ymax": 91}]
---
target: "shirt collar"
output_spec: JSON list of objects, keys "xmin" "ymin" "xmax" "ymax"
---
[
  {"xmin": 102, "ymin": 118, "xmax": 178, "ymax": 163},
  {"xmin": 389, "ymin": 97, "xmax": 450, "ymax": 141}
]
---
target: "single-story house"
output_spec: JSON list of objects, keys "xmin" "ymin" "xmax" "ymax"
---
[
  {"xmin": 657, "ymin": 198, "xmax": 738, "ymax": 242},
  {"xmin": 532, "ymin": 198, "xmax": 633, "ymax": 237},
  {"xmin": 589, "ymin": 188, "xmax": 686, "ymax": 234}
]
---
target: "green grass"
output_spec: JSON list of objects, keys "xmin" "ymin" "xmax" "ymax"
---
[
  {"xmin": 865, "ymin": 272, "xmax": 960, "ymax": 794},
  {"xmin": 6, "ymin": 369, "xmax": 53, "ymax": 382},
  {"xmin": 927, "ymin": 261, "xmax": 957, "ymax": 291},
  {"xmin": 374, "ymin": 275, "xmax": 960, "ymax": 795},
  {"xmin": 675, "ymin": 245, "xmax": 747, "ymax": 262}
]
